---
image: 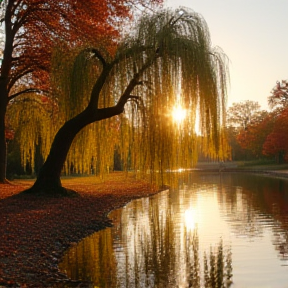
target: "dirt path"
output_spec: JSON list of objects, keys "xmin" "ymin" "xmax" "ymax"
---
[{"xmin": 0, "ymin": 173, "xmax": 160, "ymax": 287}]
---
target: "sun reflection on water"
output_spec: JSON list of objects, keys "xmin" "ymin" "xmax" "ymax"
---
[
  {"xmin": 59, "ymin": 173, "xmax": 288, "ymax": 288},
  {"xmin": 184, "ymin": 208, "xmax": 197, "ymax": 231}
]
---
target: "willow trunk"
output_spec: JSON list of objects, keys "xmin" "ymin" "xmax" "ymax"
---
[
  {"xmin": 29, "ymin": 109, "xmax": 94, "ymax": 193},
  {"xmin": 27, "ymin": 103, "xmax": 122, "ymax": 194}
]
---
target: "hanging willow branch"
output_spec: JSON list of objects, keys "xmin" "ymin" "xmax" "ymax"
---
[{"xmin": 15, "ymin": 7, "xmax": 230, "ymax": 182}]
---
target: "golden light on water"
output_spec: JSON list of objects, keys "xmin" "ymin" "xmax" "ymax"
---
[
  {"xmin": 184, "ymin": 208, "xmax": 197, "ymax": 231},
  {"xmin": 172, "ymin": 105, "xmax": 187, "ymax": 124}
]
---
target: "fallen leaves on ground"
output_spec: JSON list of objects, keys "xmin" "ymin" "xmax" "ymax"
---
[{"xmin": 0, "ymin": 173, "xmax": 160, "ymax": 287}]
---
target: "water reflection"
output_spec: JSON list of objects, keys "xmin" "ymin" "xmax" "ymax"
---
[
  {"xmin": 60, "ymin": 173, "xmax": 288, "ymax": 287},
  {"xmin": 194, "ymin": 173, "xmax": 288, "ymax": 262}
]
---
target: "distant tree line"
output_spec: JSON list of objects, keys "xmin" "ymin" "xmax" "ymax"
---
[{"xmin": 226, "ymin": 79, "xmax": 288, "ymax": 163}]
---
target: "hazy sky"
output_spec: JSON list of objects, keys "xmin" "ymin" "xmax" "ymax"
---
[{"xmin": 164, "ymin": 0, "xmax": 288, "ymax": 110}]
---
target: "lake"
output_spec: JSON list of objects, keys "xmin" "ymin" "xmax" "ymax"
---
[{"xmin": 59, "ymin": 172, "xmax": 288, "ymax": 287}]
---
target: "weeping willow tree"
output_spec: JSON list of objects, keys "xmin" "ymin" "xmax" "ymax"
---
[
  {"xmin": 24, "ymin": 7, "xmax": 229, "ymax": 194},
  {"xmin": 7, "ymin": 92, "xmax": 57, "ymax": 175}
]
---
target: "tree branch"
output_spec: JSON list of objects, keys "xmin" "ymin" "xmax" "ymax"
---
[
  {"xmin": 87, "ymin": 64, "xmax": 113, "ymax": 110},
  {"xmin": 7, "ymin": 68, "xmax": 34, "ymax": 91},
  {"xmin": 90, "ymin": 48, "xmax": 107, "ymax": 67},
  {"xmin": 9, "ymin": 88, "xmax": 49, "ymax": 101},
  {"xmin": 115, "ymin": 52, "xmax": 159, "ymax": 112}
]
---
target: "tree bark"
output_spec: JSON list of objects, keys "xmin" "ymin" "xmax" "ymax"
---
[
  {"xmin": 24, "ymin": 104, "xmax": 124, "ymax": 195},
  {"xmin": 0, "ymin": 81, "xmax": 8, "ymax": 183},
  {"xmin": 0, "ymin": 4, "xmax": 13, "ymax": 183},
  {"xmin": 0, "ymin": 112, "xmax": 7, "ymax": 184},
  {"xmin": 23, "ymin": 57, "xmax": 145, "ymax": 195}
]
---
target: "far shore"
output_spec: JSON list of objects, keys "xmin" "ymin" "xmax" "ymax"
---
[{"xmin": 194, "ymin": 161, "xmax": 288, "ymax": 179}]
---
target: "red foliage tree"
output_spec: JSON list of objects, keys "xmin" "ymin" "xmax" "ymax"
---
[
  {"xmin": 0, "ymin": 0, "xmax": 162, "ymax": 183},
  {"xmin": 237, "ymin": 113, "xmax": 274, "ymax": 158},
  {"xmin": 268, "ymin": 79, "xmax": 288, "ymax": 109},
  {"xmin": 263, "ymin": 108, "xmax": 288, "ymax": 163}
]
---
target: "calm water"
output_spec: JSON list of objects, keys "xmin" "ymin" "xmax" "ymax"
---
[{"xmin": 59, "ymin": 173, "xmax": 288, "ymax": 288}]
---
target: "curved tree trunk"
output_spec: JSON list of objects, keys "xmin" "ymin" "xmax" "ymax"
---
[
  {"xmin": 23, "ymin": 54, "xmax": 145, "ymax": 195},
  {"xmin": 24, "ymin": 104, "xmax": 124, "ymax": 195},
  {"xmin": 27, "ymin": 117, "xmax": 86, "ymax": 195}
]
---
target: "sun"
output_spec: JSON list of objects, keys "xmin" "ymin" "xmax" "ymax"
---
[{"xmin": 172, "ymin": 105, "xmax": 187, "ymax": 124}]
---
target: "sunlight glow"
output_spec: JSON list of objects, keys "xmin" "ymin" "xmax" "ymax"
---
[
  {"xmin": 172, "ymin": 105, "xmax": 187, "ymax": 124},
  {"xmin": 184, "ymin": 208, "xmax": 197, "ymax": 231}
]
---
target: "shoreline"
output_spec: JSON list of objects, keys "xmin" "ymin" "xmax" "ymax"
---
[
  {"xmin": 1, "ymin": 169, "xmax": 288, "ymax": 287},
  {"xmin": 0, "ymin": 173, "xmax": 161, "ymax": 288},
  {"xmin": 193, "ymin": 167, "xmax": 288, "ymax": 180}
]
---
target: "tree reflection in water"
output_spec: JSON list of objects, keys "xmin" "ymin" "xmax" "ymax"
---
[
  {"xmin": 60, "ymin": 189, "xmax": 233, "ymax": 288},
  {"xmin": 198, "ymin": 172, "xmax": 288, "ymax": 262},
  {"xmin": 59, "ymin": 173, "xmax": 288, "ymax": 287}
]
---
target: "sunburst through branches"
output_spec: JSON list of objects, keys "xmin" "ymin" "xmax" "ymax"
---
[{"xmin": 8, "ymin": 8, "xmax": 231, "ymax": 183}]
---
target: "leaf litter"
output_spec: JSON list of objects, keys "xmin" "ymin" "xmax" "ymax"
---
[{"xmin": 0, "ymin": 173, "xmax": 160, "ymax": 287}]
